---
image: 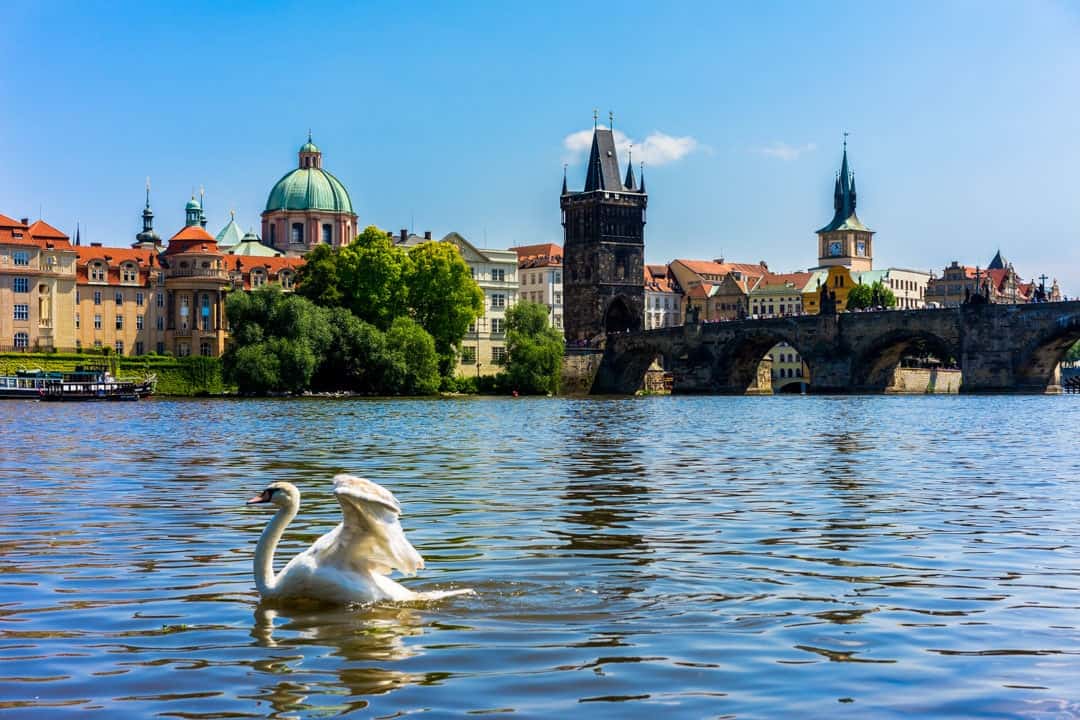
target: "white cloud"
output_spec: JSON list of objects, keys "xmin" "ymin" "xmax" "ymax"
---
[
  {"xmin": 562, "ymin": 128, "xmax": 702, "ymax": 167},
  {"xmin": 754, "ymin": 142, "xmax": 817, "ymax": 161}
]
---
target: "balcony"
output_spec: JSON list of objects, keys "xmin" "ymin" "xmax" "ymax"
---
[{"xmin": 166, "ymin": 268, "xmax": 230, "ymax": 280}]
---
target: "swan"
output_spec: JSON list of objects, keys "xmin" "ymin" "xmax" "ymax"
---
[{"xmin": 247, "ymin": 473, "xmax": 473, "ymax": 604}]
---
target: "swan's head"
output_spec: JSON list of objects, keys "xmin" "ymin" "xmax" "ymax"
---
[{"xmin": 247, "ymin": 481, "xmax": 299, "ymax": 509}]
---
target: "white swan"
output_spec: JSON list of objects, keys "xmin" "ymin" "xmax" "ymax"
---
[{"xmin": 247, "ymin": 474, "xmax": 473, "ymax": 604}]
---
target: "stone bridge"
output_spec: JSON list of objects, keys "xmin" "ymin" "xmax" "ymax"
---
[{"xmin": 591, "ymin": 301, "xmax": 1080, "ymax": 394}]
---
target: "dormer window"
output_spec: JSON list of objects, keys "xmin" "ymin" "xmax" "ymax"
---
[
  {"xmin": 122, "ymin": 264, "xmax": 137, "ymax": 283},
  {"xmin": 280, "ymin": 271, "xmax": 293, "ymax": 289},
  {"xmin": 252, "ymin": 270, "xmax": 266, "ymax": 287},
  {"xmin": 90, "ymin": 262, "xmax": 106, "ymax": 282}
]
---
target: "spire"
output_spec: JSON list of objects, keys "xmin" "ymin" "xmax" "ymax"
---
[
  {"xmin": 562, "ymin": 163, "xmax": 568, "ymax": 195},
  {"xmin": 639, "ymin": 162, "xmax": 646, "ymax": 193},
  {"xmin": 583, "ymin": 121, "xmax": 622, "ymax": 192},
  {"xmin": 199, "ymin": 186, "xmax": 207, "ymax": 228},
  {"xmin": 75, "ymin": 222, "xmax": 81, "ymax": 246},
  {"xmin": 624, "ymin": 144, "xmax": 636, "ymax": 191}
]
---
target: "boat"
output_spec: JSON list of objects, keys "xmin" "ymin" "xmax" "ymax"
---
[
  {"xmin": 0, "ymin": 365, "xmax": 155, "ymax": 401},
  {"xmin": 40, "ymin": 365, "xmax": 155, "ymax": 402}
]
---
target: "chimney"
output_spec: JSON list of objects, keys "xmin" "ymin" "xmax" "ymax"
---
[
  {"xmin": 714, "ymin": 257, "xmax": 724, "ymax": 264},
  {"xmin": 400, "ymin": 229, "xmax": 408, "ymax": 243},
  {"xmin": 387, "ymin": 230, "xmax": 394, "ymax": 239},
  {"xmin": 90, "ymin": 242, "xmax": 103, "ymax": 247},
  {"xmin": 760, "ymin": 261, "xmax": 768, "ymax": 269},
  {"xmin": 424, "ymin": 231, "xmax": 432, "ymax": 240},
  {"xmin": 20, "ymin": 218, "xmax": 28, "ymax": 225}
]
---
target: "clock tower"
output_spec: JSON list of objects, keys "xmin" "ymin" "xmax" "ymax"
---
[{"xmin": 815, "ymin": 139, "xmax": 873, "ymax": 272}]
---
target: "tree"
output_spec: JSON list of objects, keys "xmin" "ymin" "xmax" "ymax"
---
[
  {"xmin": 504, "ymin": 301, "xmax": 565, "ymax": 395},
  {"xmin": 405, "ymin": 241, "xmax": 484, "ymax": 376},
  {"xmin": 870, "ymin": 280, "xmax": 897, "ymax": 309},
  {"xmin": 295, "ymin": 244, "xmax": 343, "ymax": 308},
  {"xmin": 338, "ymin": 226, "xmax": 412, "ymax": 330},
  {"xmin": 384, "ymin": 317, "xmax": 441, "ymax": 395},
  {"xmin": 312, "ymin": 307, "xmax": 391, "ymax": 392},
  {"xmin": 845, "ymin": 283, "xmax": 873, "ymax": 310}
]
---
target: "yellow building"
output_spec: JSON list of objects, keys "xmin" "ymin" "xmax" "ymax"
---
[
  {"xmin": 1, "ymin": 215, "xmax": 78, "ymax": 352},
  {"xmin": 802, "ymin": 267, "xmax": 854, "ymax": 315}
]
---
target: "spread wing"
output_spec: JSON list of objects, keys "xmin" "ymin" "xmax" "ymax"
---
[{"xmin": 328, "ymin": 474, "xmax": 425, "ymax": 576}]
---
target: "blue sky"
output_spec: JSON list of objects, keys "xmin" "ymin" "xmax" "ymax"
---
[{"xmin": 3, "ymin": 1, "xmax": 1079, "ymax": 290}]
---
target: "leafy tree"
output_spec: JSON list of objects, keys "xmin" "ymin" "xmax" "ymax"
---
[
  {"xmin": 846, "ymin": 281, "xmax": 896, "ymax": 311},
  {"xmin": 312, "ymin": 307, "xmax": 390, "ymax": 392},
  {"xmin": 405, "ymin": 241, "xmax": 484, "ymax": 375},
  {"xmin": 384, "ymin": 317, "xmax": 441, "ymax": 395},
  {"xmin": 295, "ymin": 244, "xmax": 343, "ymax": 308},
  {"xmin": 1066, "ymin": 340, "xmax": 1080, "ymax": 362},
  {"xmin": 845, "ymin": 283, "xmax": 873, "ymax": 311},
  {"xmin": 504, "ymin": 301, "xmax": 565, "ymax": 395},
  {"xmin": 338, "ymin": 226, "xmax": 412, "ymax": 330}
]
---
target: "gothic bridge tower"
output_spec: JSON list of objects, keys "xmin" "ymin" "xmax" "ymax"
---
[{"xmin": 561, "ymin": 116, "xmax": 647, "ymax": 343}]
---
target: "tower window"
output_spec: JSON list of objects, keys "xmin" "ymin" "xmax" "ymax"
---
[
  {"xmin": 291, "ymin": 223, "xmax": 303, "ymax": 244},
  {"xmin": 269, "ymin": 224, "xmax": 276, "ymax": 245},
  {"xmin": 322, "ymin": 224, "xmax": 332, "ymax": 244}
]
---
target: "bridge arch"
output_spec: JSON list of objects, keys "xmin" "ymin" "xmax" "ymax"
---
[
  {"xmin": 1014, "ymin": 312, "xmax": 1080, "ymax": 392},
  {"xmin": 712, "ymin": 328, "xmax": 810, "ymax": 394},
  {"xmin": 604, "ymin": 296, "xmax": 640, "ymax": 335},
  {"xmin": 852, "ymin": 328, "xmax": 959, "ymax": 392}
]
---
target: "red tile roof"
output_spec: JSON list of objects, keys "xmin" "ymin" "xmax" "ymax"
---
[
  {"xmin": 0, "ymin": 214, "xmax": 73, "ymax": 249},
  {"xmin": 75, "ymin": 245, "xmax": 157, "ymax": 285},
  {"xmin": 644, "ymin": 264, "xmax": 677, "ymax": 293},
  {"xmin": 226, "ymin": 255, "xmax": 305, "ymax": 290},
  {"xmin": 758, "ymin": 271, "xmax": 815, "ymax": 290},
  {"xmin": 675, "ymin": 258, "xmax": 769, "ymax": 278},
  {"xmin": 165, "ymin": 225, "xmax": 221, "ymax": 256},
  {"xmin": 513, "ymin": 243, "xmax": 562, "ymax": 269}
]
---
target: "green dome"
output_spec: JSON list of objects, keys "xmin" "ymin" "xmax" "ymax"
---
[
  {"xmin": 264, "ymin": 167, "xmax": 353, "ymax": 214},
  {"xmin": 300, "ymin": 140, "xmax": 319, "ymax": 153},
  {"xmin": 185, "ymin": 198, "xmax": 201, "ymax": 211}
]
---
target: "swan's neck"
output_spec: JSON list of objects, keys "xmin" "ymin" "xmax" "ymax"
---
[{"xmin": 254, "ymin": 500, "xmax": 297, "ymax": 596}]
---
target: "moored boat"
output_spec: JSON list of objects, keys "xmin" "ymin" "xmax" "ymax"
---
[{"xmin": 0, "ymin": 365, "xmax": 155, "ymax": 401}]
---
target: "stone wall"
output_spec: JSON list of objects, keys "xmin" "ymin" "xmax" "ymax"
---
[
  {"xmin": 561, "ymin": 350, "xmax": 604, "ymax": 395},
  {"xmin": 887, "ymin": 367, "xmax": 962, "ymax": 394}
]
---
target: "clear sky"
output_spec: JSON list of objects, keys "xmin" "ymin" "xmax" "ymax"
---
[{"xmin": 3, "ymin": 1, "xmax": 1079, "ymax": 290}]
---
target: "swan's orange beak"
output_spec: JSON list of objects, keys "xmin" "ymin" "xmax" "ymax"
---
[{"xmin": 247, "ymin": 489, "xmax": 272, "ymax": 504}]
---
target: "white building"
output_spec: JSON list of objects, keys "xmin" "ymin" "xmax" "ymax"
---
[
  {"xmin": 443, "ymin": 232, "xmax": 518, "ymax": 377},
  {"xmin": 513, "ymin": 243, "xmax": 563, "ymax": 333},
  {"xmin": 644, "ymin": 264, "xmax": 682, "ymax": 329},
  {"xmin": 857, "ymin": 268, "xmax": 931, "ymax": 309}
]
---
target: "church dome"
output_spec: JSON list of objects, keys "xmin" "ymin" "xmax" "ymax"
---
[
  {"xmin": 264, "ymin": 134, "xmax": 354, "ymax": 215},
  {"xmin": 264, "ymin": 167, "xmax": 353, "ymax": 213}
]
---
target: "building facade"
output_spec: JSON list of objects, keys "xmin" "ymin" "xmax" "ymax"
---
[
  {"xmin": 561, "ymin": 122, "xmax": 646, "ymax": 343},
  {"xmin": 749, "ymin": 272, "xmax": 815, "ymax": 318},
  {"xmin": 514, "ymin": 243, "xmax": 564, "ymax": 333},
  {"xmin": 925, "ymin": 252, "xmax": 1056, "ymax": 307},
  {"xmin": 815, "ymin": 141, "xmax": 874, "ymax": 273},
  {"xmin": 0, "ymin": 215, "xmax": 78, "ymax": 352},
  {"xmin": 767, "ymin": 341, "xmax": 809, "ymax": 392},
  {"xmin": 445, "ymin": 232, "xmax": 518, "ymax": 377},
  {"xmin": 644, "ymin": 264, "xmax": 681, "ymax": 329},
  {"xmin": 262, "ymin": 135, "xmax": 357, "ymax": 256}
]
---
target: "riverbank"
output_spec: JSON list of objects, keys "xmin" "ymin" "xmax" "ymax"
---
[{"xmin": 0, "ymin": 352, "xmax": 229, "ymax": 396}]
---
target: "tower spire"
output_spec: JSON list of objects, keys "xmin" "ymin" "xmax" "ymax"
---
[
  {"xmin": 593, "ymin": 108, "xmax": 598, "ymax": 131},
  {"xmin": 75, "ymin": 222, "xmax": 81, "ymax": 246},
  {"xmin": 624, "ymin": 144, "xmax": 636, "ymax": 190},
  {"xmin": 639, "ymin": 162, "xmax": 646, "ymax": 193},
  {"xmin": 562, "ymin": 163, "xmax": 568, "ymax": 195},
  {"xmin": 199, "ymin": 185, "xmax": 207, "ymax": 228}
]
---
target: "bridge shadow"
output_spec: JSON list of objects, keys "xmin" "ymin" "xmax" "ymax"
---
[{"xmin": 852, "ymin": 328, "xmax": 959, "ymax": 392}]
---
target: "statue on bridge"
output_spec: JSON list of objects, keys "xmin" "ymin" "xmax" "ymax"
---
[{"xmin": 819, "ymin": 281, "xmax": 838, "ymax": 315}]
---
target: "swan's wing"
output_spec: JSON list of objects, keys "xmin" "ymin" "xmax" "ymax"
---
[{"xmin": 328, "ymin": 474, "xmax": 425, "ymax": 577}]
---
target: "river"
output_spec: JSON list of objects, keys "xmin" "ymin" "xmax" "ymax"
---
[{"xmin": 0, "ymin": 396, "xmax": 1078, "ymax": 718}]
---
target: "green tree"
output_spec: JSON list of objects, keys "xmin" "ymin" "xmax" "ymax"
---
[
  {"xmin": 295, "ymin": 244, "xmax": 343, "ymax": 308},
  {"xmin": 504, "ymin": 301, "xmax": 565, "ymax": 395},
  {"xmin": 405, "ymin": 241, "xmax": 484, "ymax": 376},
  {"xmin": 1066, "ymin": 340, "xmax": 1080, "ymax": 362},
  {"xmin": 846, "ymin": 283, "xmax": 873, "ymax": 310},
  {"xmin": 871, "ymin": 281, "xmax": 897, "ymax": 309},
  {"xmin": 312, "ymin": 307, "xmax": 391, "ymax": 392},
  {"xmin": 339, "ymin": 226, "xmax": 412, "ymax": 329},
  {"xmin": 384, "ymin": 317, "xmax": 441, "ymax": 395}
]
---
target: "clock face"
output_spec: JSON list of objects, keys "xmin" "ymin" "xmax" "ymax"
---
[
  {"xmin": 856, "ymin": 240, "xmax": 866, "ymax": 256},
  {"xmin": 829, "ymin": 241, "xmax": 842, "ymax": 257}
]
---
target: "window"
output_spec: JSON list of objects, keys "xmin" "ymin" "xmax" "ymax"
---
[
  {"xmin": 136, "ymin": 314, "xmax": 144, "ymax": 330},
  {"xmin": 200, "ymin": 341, "xmax": 211, "ymax": 357},
  {"xmin": 156, "ymin": 292, "xmax": 164, "ymax": 308},
  {"xmin": 461, "ymin": 346, "xmax": 476, "ymax": 365},
  {"xmin": 492, "ymin": 346, "xmax": 507, "ymax": 365},
  {"xmin": 115, "ymin": 340, "xmax": 124, "ymax": 355},
  {"xmin": 135, "ymin": 341, "xmax": 144, "ymax": 355},
  {"xmin": 322, "ymin": 224, "xmax": 332, "ymax": 244},
  {"xmin": 76, "ymin": 289, "xmax": 81, "ymax": 304},
  {"xmin": 156, "ymin": 316, "xmax": 164, "ymax": 330},
  {"xmin": 554, "ymin": 292, "xmax": 562, "ymax": 306},
  {"xmin": 280, "ymin": 272, "xmax": 293, "ymax": 289},
  {"xmin": 156, "ymin": 342, "xmax": 165, "ymax": 354},
  {"xmin": 269, "ymin": 225, "xmax": 276, "ymax": 245},
  {"xmin": 94, "ymin": 290, "xmax": 102, "ymax": 305},
  {"xmin": 116, "ymin": 315, "xmax": 123, "ymax": 330},
  {"xmin": 90, "ymin": 262, "xmax": 105, "ymax": 281},
  {"xmin": 115, "ymin": 291, "xmax": 123, "ymax": 305},
  {"xmin": 491, "ymin": 293, "xmax": 506, "ymax": 309},
  {"xmin": 291, "ymin": 223, "xmax": 304, "ymax": 244},
  {"xmin": 177, "ymin": 342, "xmax": 191, "ymax": 357},
  {"xmin": 136, "ymin": 292, "xmax": 144, "ymax": 307},
  {"xmin": 75, "ymin": 313, "xmax": 80, "ymax": 329},
  {"xmin": 13, "ymin": 277, "xmax": 29, "ymax": 293},
  {"xmin": 468, "ymin": 321, "xmax": 476, "ymax": 334},
  {"xmin": 13, "ymin": 332, "xmax": 28, "ymax": 349},
  {"xmin": 201, "ymin": 294, "xmax": 211, "ymax": 330},
  {"xmin": 13, "ymin": 251, "xmax": 29, "ymax": 266},
  {"xmin": 180, "ymin": 296, "xmax": 190, "ymax": 331},
  {"xmin": 122, "ymin": 264, "xmax": 137, "ymax": 283},
  {"xmin": 94, "ymin": 314, "xmax": 102, "ymax": 329},
  {"xmin": 13, "ymin": 304, "xmax": 29, "ymax": 321},
  {"xmin": 491, "ymin": 318, "xmax": 504, "ymax": 334},
  {"xmin": 493, "ymin": 268, "xmax": 505, "ymax": 282},
  {"xmin": 555, "ymin": 315, "xmax": 563, "ymax": 329},
  {"xmin": 252, "ymin": 271, "xmax": 265, "ymax": 287}
]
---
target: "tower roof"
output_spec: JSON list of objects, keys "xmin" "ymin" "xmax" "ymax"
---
[
  {"xmin": 215, "ymin": 211, "xmax": 245, "ymax": 248},
  {"xmin": 817, "ymin": 141, "xmax": 869, "ymax": 234},
  {"xmin": 987, "ymin": 249, "xmax": 1007, "ymax": 270},
  {"xmin": 583, "ymin": 128, "xmax": 624, "ymax": 192}
]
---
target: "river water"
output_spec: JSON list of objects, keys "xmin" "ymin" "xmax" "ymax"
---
[{"xmin": 1, "ymin": 396, "xmax": 1078, "ymax": 718}]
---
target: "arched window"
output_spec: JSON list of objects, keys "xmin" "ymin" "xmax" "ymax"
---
[
  {"xmin": 322, "ymin": 224, "xmax": 332, "ymax": 244},
  {"xmin": 252, "ymin": 270, "xmax": 266, "ymax": 287},
  {"xmin": 280, "ymin": 271, "xmax": 293, "ymax": 290},
  {"xmin": 291, "ymin": 223, "xmax": 303, "ymax": 244},
  {"xmin": 269, "ymin": 225, "xmax": 276, "ymax": 245}
]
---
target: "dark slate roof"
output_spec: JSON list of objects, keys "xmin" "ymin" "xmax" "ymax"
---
[
  {"xmin": 817, "ymin": 146, "xmax": 869, "ymax": 233},
  {"xmin": 583, "ymin": 129, "xmax": 624, "ymax": 192},
  {"xmin": 987, "ymin": 249, "xmax": 1007, "ymax": 270}
]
